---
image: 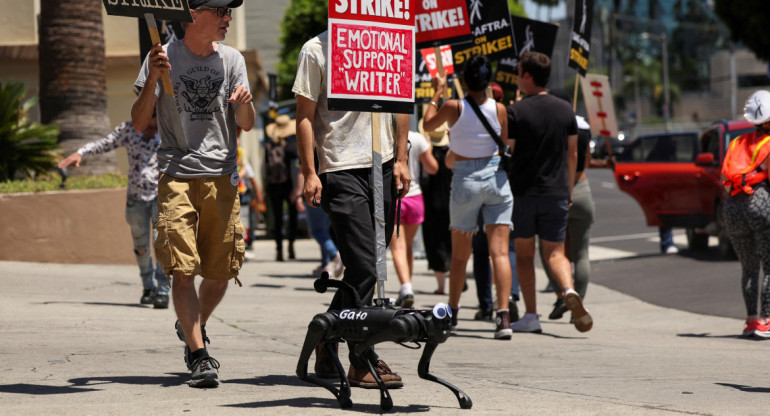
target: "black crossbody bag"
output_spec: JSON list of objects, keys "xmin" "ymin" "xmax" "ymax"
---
[{"xmin": 464, "ymin": 97, "xmax": 514, "ymax": 174}]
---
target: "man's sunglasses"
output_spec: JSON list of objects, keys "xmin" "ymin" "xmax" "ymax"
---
[{"xmin": 195, "ymin": 6, "xmax": 232, "ymax": 17}]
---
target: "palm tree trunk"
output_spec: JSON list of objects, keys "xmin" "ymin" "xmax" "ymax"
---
[{"xmin": 39, "ymin": 0, "xmax": 116, "ymax": 176}]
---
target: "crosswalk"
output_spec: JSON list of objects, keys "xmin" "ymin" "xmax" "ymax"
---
[{"xmin": 588, "ymin": 231, "xmax": 718, "ymax": 261}]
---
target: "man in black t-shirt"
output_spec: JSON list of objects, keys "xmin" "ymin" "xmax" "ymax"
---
[{"xmin": 507, "ymin": 51, "xmax": 593, "ymax": 333}]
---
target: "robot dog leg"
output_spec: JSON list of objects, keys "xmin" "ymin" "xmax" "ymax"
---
[
  {"xmin": 296, "ymin": 312, "xmax": 352, "ymax": 408},
  {"xmin": 297, "ymin": 273, "xmax": 472, "ymax": 410}
]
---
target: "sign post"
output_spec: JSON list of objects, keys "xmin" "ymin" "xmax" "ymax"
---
[{"xmin": 328, "ymin": 0, "xmax": 415, "ymax": 300}]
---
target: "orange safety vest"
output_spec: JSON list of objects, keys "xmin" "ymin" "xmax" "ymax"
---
[{"xmin": 722, "ymin": 131, "xmax": 770, "ymax": 195}]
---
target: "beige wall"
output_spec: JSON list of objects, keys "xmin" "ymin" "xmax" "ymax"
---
[
  {"xmin": 0, "ymin": 0, "xmax": 38, "ymax": 45},
  {"xmin": 0, "ymin": 189, "xmax": 134, "ymax": 265}
]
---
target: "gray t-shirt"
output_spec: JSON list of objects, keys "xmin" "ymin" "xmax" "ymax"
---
[{"xmin": 135, "ymin": 41, "xmax": 250, "ymax": 178}]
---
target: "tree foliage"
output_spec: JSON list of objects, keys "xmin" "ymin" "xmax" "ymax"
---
[
  {"xmin": 276, "ymin": 0, "xmax": 328, "ymax": 100},
  {"xmin": 0, "ymin": 81, "xmax": 60, "ymax": 181},
  {"xmin": 714, "ymin": 0, "xmax": 770, "ymax": 62},
  {"xmin": 508, "ymin": 0, "xmax": 526, "ymax": 16}
]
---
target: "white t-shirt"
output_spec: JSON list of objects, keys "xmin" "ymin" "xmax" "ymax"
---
[
  {"xmin": 291, "ymin": 31, "xmax": 395, "ymax": 174},
  {"xmin": 406, "ymin": 131, "xmax": 430, "ymax": 198}
]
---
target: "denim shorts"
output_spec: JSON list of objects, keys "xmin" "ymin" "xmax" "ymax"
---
[
  {"xmin": 450, "ymin": 156, "xmax": 513, "ymax": 232},
  {"xmin": 511, "ymin": 195, "xmax": 569, "ymax": 241}
]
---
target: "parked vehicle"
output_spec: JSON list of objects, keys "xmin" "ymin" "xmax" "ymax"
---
[
  {"xmin": 590, "ymin": 134, "xmax": 626, "ymax": 159},
  {"xmin": 613, "ymin": 120, "xmax": 755, "ymax": 258}
]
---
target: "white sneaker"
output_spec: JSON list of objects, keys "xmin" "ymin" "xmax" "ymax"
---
[
  {"xmin": 332, "ymin": 253, "xmax": 345, "ymax": 277},
  {"xmin": 311, "ymin": 264, "xmax": 329, "ymax": 277},
  {"xmin": 510, "ymin": 313, "xmax": 542, "ymax": 333},
  {"xmin": 664, "ymin": 245, "xmax": 679, "ymax": 254}
]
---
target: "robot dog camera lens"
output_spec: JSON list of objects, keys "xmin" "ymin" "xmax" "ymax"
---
[{"xmin": 433, "ymin": 303, "xmax": 450, "ymax": 319}]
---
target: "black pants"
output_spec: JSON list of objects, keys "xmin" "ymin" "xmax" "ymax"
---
[
  {"xmin": 267, "ymin": 181, "xmax": 297, "ymax": 250},
  {"xmin": 321, "ymin": 162, "xmax": 396, "ymax": 368},
  {"xmin": 321, "ymin": 162, "xmax": 396, "ymax": 311},
  {"xmin": 421, "ymin": 145, "xmax": 452, "ymax": 272}
]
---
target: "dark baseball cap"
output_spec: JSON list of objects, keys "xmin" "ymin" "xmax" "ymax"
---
[{"xmin": 188, "ymin": 0, "xmax": 243, "ymax": 9}]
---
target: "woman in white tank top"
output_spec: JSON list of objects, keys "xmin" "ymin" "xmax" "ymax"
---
[{"xmin": 422, "ymin": 54, "xmax": 515, "ymax": 340}]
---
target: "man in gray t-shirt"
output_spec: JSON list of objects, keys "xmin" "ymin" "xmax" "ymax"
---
[{"xmin": 131, "ymin": 0, "xmax": 255, "ymax": 388}]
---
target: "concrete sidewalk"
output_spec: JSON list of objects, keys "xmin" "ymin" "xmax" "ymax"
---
[{"xmin": 0, "ymin": 238, "xmax": 763, "ymax": 415}]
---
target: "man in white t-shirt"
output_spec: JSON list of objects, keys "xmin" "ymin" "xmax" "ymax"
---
[{"xmin": 293, "ymin": 31, "xmax": 410, "ymax": 389}]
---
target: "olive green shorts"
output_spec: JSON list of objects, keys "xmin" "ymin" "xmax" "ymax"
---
[{"xmin": 155, "ymin": 173, "xmax": 245, "ymax": 281}]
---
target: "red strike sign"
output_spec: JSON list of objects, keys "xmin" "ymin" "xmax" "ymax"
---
[
  {"xmin": 414, "ymin": 0, "xmax": 471, "ymax": 49},
  {"xmin": 420, "ymin": 45, "xmax": 454, "ymax": 77},
  {"xmin": 328, "ymin": 0, "xmax": 415, "ymax": 113}
]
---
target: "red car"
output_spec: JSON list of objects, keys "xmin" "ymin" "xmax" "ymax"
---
[{"xmin": 614, "ymin": 120, "xmax": 755, "ymax": 258}]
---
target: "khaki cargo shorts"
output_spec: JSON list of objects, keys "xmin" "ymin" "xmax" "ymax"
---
[{"xmin": 155, "ymin": 173, "xmax": 245, "ymax": 281}]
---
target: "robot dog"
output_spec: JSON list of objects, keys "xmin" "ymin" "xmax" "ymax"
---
[{"xmin": 296, "ymin": 272, "xmax": 473, "ymax": 410}]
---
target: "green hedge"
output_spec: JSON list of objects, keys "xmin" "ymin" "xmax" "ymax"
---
[{"xmin": 0, "ymin": 172, "xmax": 127, "ymax": 194}]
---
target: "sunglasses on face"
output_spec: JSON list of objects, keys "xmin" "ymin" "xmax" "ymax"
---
[{"xmin": 195, "ymin": 6, "xmax": 232, "ymax": 17}]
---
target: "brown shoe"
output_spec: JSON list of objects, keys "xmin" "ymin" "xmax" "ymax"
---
[
  {"xmin": 314, "ymin": 342, "xmax": 339, "ymax": 379},
  {"xmin": 564, "ymin": 289, "xmax": 593, "ymax": 332},
  {"xmin": 347, "ymin": 360, "xmax": 403, "ymax": 389}
]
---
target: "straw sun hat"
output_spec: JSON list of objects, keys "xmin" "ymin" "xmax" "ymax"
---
[
  {"xmin": 266, "ymin": 114, "xmax": 296, "ymax": 141},
  {"xmin": 418, "ymin": 118, "xmax": 450, "ymax": 147}
]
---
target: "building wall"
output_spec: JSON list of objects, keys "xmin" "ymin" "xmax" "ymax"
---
[
  {"xmin": 0, "ymin": 0, "xmax": 38, "ymax": 45},
  {"xmin": 1, "ymin": 2, "xmax": 265, "ymax": 180},
  {"xmin": 245, "ymin": 0, "xmax": 291, "ymax": 75}
]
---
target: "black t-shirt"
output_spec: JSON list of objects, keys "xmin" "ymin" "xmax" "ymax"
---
[
  {"xmin": 507, "ymin": 94, "xmax": 578, "ymax": 197},
  {"xmin": 577, "ymin": 127, "xmax": 591, "ymax": 174}
]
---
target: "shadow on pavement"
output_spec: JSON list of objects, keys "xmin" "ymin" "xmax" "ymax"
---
[
  {"xmin": 68, "ymin": 373, "xmax": 189, "ymax": 388},
  {"xmin": 226, "ymin": 374, "xmax": 309, "ymax": 388},
  {"xmin": 224, "ymin": 397, "xmax": 431, "ymax": 413},
  {"xmin": 716, "ymin": 383, "xmax": 770, "ymax": 393},
  {"xmin": 40, "ymin": 301, "xmax": 149, "ymax": 309},
  {"xmin": 0, "ymin": 383, "xmax": 99, "ymax": 395},
  {"xmin": 250, "ymin": 283, "xmax": 286, "ymax": 289},
  {"xmin": 677, "ymin": 333, "xmax": 745, "ymax": 340}
]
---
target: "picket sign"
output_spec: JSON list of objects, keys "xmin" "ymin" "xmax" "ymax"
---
[
  {"xmin": 101, "ymin": 0, "xmax": 192, "ymax": 152},
  {"xmin": 580, "ymin": 74, "xmax": 619, "ymax": 157},
  {"xmin": 328, "ymin": 0, "xmax": 416, "ymax": 298}
]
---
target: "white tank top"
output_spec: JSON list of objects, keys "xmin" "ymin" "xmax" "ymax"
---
[{"xmin": 449, "ymin": 97, "xmax": 501, "ymax": 158}]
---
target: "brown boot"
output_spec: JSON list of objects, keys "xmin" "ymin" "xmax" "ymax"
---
[
  {"xmin": 314, "ymin": 342, "xmax": 338, "ymax": 379},
  {"xmin": 347, "ymin": 360, "xmax": 403, "ymax": 389}
]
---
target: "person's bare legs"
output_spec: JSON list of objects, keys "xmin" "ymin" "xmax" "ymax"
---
[
  {"xmin": 486, "ymin": 224, "xmax": 511, "ymax": 311},
  {"xmin": 391, "ymin": 225, "xmax": 410, "ymax": 286},
  {"xmin": 434, "ymin": 271, "xmax": 447, "ymax": 293},
  {"xmin": 173, "ymin": 273, "xmax": 229, "ymax": 351},
  {"xmin": 199, "ymin": 278, "xmax": 228, "ymax": 327},
  {"xmin": 448, "ymin": 229, "xmax": 474, "ymax": 308},
  {"xmin": 540, "ymin": 240, "xmax": 573, "ymax": 293},
  {"xmin": 542, "ymin": 238, "xmax": 592, "ymax": 332},
  {"xmin": 403, "ymin": 224, "xmax": 420, "ymax": 278},
  {"xmin": 173, "ymin": 273, "xmax": 204, "ymax": 351},
  {"xmin": 514, "ymin": 237, "xmax": 537, "ymax": 314}
]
